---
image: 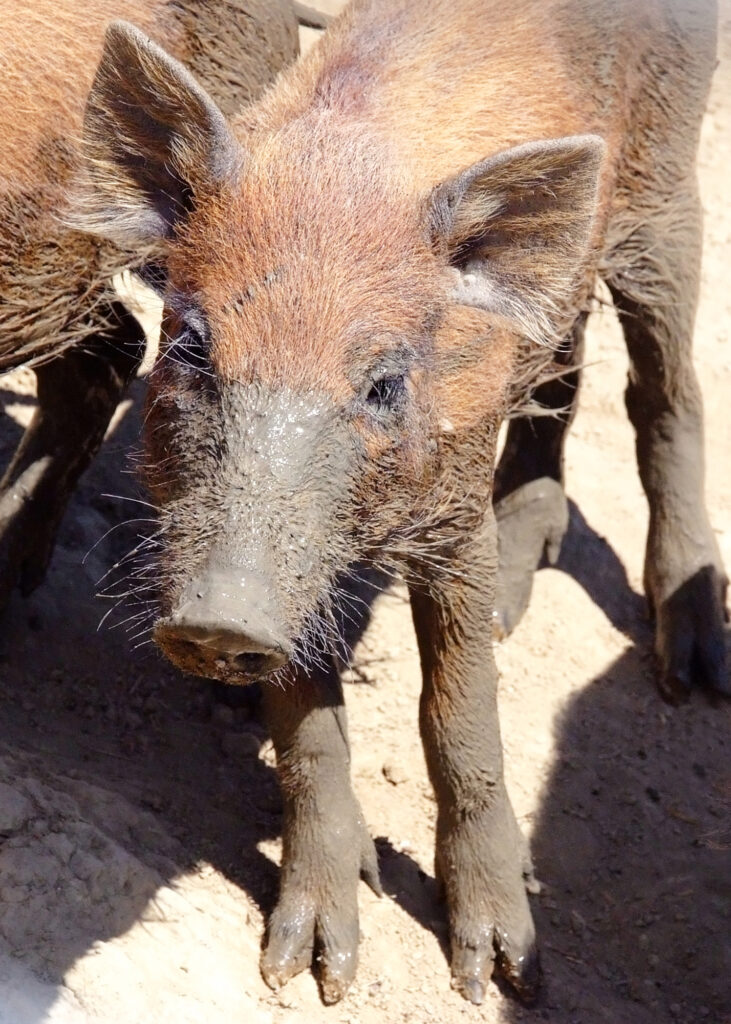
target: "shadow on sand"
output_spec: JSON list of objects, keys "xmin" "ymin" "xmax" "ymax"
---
[{"xmin": 0, "ymin": 380, "xmax": 727, "ymax": 1023}]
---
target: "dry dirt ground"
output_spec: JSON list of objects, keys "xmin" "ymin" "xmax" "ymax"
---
[{"xmin": 0, "ymin": 6, "xmax": 729, "ymax": 1024}]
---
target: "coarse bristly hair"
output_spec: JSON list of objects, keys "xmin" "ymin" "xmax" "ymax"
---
[{"xmin": 70, "ymin": 0, "xmax": 679, "ymax": 676}]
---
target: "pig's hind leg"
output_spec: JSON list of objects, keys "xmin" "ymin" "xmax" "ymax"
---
[
  {"xmin": 604, "ymin": 181, "xmax": 728, "ymax": 701},
  {"xmin": 601, "ymin": 5, "xmax": 726, "ymax": 700},
  {"xmin": 0, "ymin": 300, "xmax": 144, "ymax": 608},
  {"xmin": 491, "ymin": 315, "xmax": 585, "ymax": 638},
  {"xmin": 260, "ymin": 663, "xmax": 381, "ymax": 1004}
]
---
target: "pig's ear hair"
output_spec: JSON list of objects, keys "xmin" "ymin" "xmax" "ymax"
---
[
  {"xmin": 69, "ymin": 21, "xmax": 241, "ymax": 247},
  {"xmin": 429, "ymin": 136, "xmax": 604, "ymax": 345}
]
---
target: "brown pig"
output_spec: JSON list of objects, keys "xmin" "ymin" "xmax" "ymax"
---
[
  {"xmin": 72, "ymin": 0, "xmax": 727, "ymax": 1006},
  {"xmin": 0, "ymin": 0, "xmax": 299, "ymax": 606}
]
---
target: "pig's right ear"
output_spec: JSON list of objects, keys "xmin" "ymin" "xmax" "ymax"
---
[{"xmin": 70, "ymin": 21, "xmax": 241, "ymax": 247}]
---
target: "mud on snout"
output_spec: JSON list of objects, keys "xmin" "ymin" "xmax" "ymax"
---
[{"xmin": 148, "ymin": 386, "xmax": 359, "ymax": 684}]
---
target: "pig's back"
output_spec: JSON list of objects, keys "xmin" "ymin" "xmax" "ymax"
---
[
  {"xmin": 0, "ymin": 0, "xmax": 174, "ymax": 190},
  {"xmin": 243, "ymin": 0, "xmax": 715, "ymax": 196}
]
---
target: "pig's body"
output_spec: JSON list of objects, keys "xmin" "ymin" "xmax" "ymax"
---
[
  {"xmin": 74, "ymin": 0, "xmax": 726, "ymax": 1006},
  {"xmin": 0, "ymin": 0, "xmax": 298, "ymax": 602},
  {"xmin": 0, "ymin": 0, "xmax": 299, "ymax": 365}
]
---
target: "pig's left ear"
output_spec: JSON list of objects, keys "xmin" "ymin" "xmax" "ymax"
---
[
  {"xmin": 429, "ymin": 136, "xmax": 604, "ymax": 344},
  {"xmin": 69, "ymin": 21, "xmax": 241, "ymax": 248}
]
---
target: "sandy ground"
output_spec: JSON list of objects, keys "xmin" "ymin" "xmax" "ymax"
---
[{"xmin": 0, "ymin": 5, "xmax": 729, "ymax": 1024}]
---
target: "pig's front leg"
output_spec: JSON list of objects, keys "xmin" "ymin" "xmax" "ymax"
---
[
  {"xmin": 260, "ymin": 665, "xmax": 381, "ymax": 1004},
  {"xmin": 410, "ymin": 508, "xmax": 540, "ymax": 1005}
]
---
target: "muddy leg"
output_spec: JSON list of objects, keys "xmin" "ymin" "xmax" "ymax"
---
[
  {"xmin": 260, "ymin": 664, "xmax": 380, "ymax": 1004},
  {"xmin": 410, "ymin": 509, "xmax": 539, "ymax": 1006},
  {"xmin": 0, "ymin": 301, "xmax": 144, "ymax": 607},
  {"xmin": 491, "ymin": 316, "xmax": 585, "ymax": 638},
  {"xmin": 606, "ymin": 187, "xmax": 728, "ymax": 701}
]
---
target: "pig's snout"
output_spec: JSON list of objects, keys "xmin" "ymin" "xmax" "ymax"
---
[
  {"xmin": 162, "ymin": 618, "xmax": 288, "ymax": 676},
  {"xmin": 154, "ymin": 568, "xmax": 292, "ymax": 681}
]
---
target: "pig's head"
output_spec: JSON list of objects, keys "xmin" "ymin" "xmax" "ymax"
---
[{"xmin": 74, "ymin": 23, "xmax": 602, "ymax": 682}]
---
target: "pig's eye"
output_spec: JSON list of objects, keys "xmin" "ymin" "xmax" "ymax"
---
[
  {"xmin": 366, "ymin": 374, "xmax": 406, "ymax": 414},
  {"xmin": 170, "ymin": 317, "xmax": 209, "ymax": 372}
]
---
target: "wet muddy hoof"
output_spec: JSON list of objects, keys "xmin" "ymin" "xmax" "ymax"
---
[
  {"xmin": 451, "ymin": 931, "xmax": 541, "ymax": 1007},
  {"xmin": 496, "ymin": 942, "xmax": 542, "ymax": 1005},
  {"xmin": 260, "ymin": 927, "xmax": 314, "ymax": 992},
  {"xmin": 261, "ymin": 916, "xmax": 358, "ymax": 1004},
  {"xmin": 493, "ymin": 477, "xmax": 569, "ymax": 639},
  {"xmin": 654, "ymin": 565, "xmax": 729, "ymax": 704},
  {"xmin": 261, "ymin": 891, "xmax": 360, "ymax": 1004}
]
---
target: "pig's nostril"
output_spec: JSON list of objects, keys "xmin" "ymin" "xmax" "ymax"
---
[
  {"xmin": 228, "ymin": 644, "xmax": 289, "ymax": 677},
  {"xmin": 205, "ymin": 634, "xmax": 289, "ymax": 677},
  {"xmin": 231, "ymin": 652, "xmax": 272, "ymax": 676}
]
